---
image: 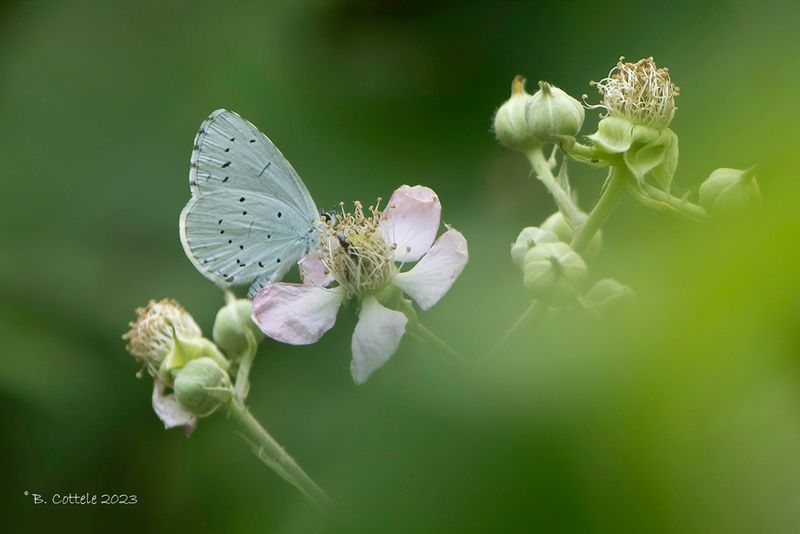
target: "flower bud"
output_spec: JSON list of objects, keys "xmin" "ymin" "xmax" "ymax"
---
[
  {"xmin": 213, "ymin": 296, "xmax": 263, "ymax": 356},
  {"xmin": 526, "ymin": 81, "xmax": 585, "ymax": 143},
  {"xmin": 173, "ymin": 357, "xmax": 233, "ymax": 417},
  {"xmin": 582, "ymin": 278, "xmax": 636, "ymax": 315},
  {"xmin": 493, "ymin": 76, "xmax": 538, "ymax": 151},
  {"xmin": 540, "ymin": 212, "xmax": 602, "ymax": 261},
  {"xmin": 523, "ymin": 242, "xmax": 588, "ymax": 305},
  {"xmin": 510, "ymin": 227, "xmax": 559, "ymax": 269},
  {"xmin": 698, "ymin": 167, "xmax": 760, "ymax": 216},
  {"xmin": 160, "ymin": 334, "xmax": 229, "ymax": 385}
]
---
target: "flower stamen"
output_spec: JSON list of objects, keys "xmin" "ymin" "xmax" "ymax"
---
[{"xmin": 585, "ymin": 56, "xmax": 679, "ymax": 128}]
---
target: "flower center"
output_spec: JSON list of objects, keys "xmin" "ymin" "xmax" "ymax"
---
[
  {"xmin": 587, "ymin": 56, "xmax": 680, "ymax": 129},
  {"xmin": 320, "ymin": 200, "xmax": 396, "ymax": 298}
]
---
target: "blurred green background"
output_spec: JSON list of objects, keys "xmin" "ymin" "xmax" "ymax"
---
[{"xmin": 2, "ymin": 0, "xmax": 799, "ymax": 532}]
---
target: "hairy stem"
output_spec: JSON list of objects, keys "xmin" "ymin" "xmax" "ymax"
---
[
  {"xmin": 409, "ymin": 322, "xmax": 465, "ymax": 364},
  {"xmin": 228, "ymin": 398, "xmax": 332, "ymax": 510},
  {"xmin": 571, "ymin": 165, "xmax": 630, "ymax": 255},
  {"xmin": 527, "ymin": 147, "xmax": 586, "ymax": 229}
]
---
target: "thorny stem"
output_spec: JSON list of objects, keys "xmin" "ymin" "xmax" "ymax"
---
[
  {"xmin": 482, "ymin": 299, "xmax": 549, "ymax": 362},
  {"xmin": 227, "ymin": 398, "xmax": 332, "ymax": 510},
  {"xmin": 409, "ymin": 322, "xmax": 465, "ymax": 364},
  {"xmin": 571, "ymin": 165, "xmax": 630, "ymax": 255},
  {"xmin": 527, "ymin": 147, "xmax": 586, "ymax": 230}
]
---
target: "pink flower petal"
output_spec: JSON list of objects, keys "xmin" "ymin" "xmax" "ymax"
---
[
  {"xmin": 252, "ymin": 284, "xmax": 345, "ymax": 345},
  {"xmin": 299, "ymin": 249, "xmax": 333, "ymax": 287},
  {"xmin": 350, "ymin": 296, "xmax": 408, "ymax": 384},
  {"xmin": 152, "ymin": 381, "xmax": 196, "ymax": 436},
  {"xmin": 380, "ymin": 185, "xmax": 441, "ymax": 262},
  {"xmin": 392, "ymin": 228, "xmax": 468, "ymax": 310}
]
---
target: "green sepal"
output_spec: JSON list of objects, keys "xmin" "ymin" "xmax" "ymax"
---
[
  {"xmin": 589, "ymin": 116, "xmax": 635, "ymax": 154},
  {"xmin": 159, "ymin": 333, "xmax": 229, "ymax": 385},
  {"xmin": 623, "ymin": 129, "xmax": 676, "ymax": 185}
]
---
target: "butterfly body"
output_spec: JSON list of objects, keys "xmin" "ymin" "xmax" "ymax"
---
[{"xmin": 180, "ymin": 110, "xmax": 320, "ymax": 298}]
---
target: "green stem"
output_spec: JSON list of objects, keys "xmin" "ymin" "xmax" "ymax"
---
[
  {"xmin": 570, "ymin": 165, "xmax": 630, "ymax": 255},
  {"xmin": 482, "ymin": 299, "xmax": 549, "ymax": 362},
  {"xmin": 234, "ymin": 329, "xmax": 257, "ymax": 401},
  {"xmin": 638, "ymin": 183, "xmax": 708, "ymax": 220},
  {"xmin": 527, "ymin": 147, "xmax": 586, "ymax": 229},
  {"xmin": 559, "ymin": 139, "xmax": 612, "ymax": 167},
  {"xmin": 227, "ymin": 398, "xmax": 332, "ymax": 510},
  {"xmin": 409, "ymin": 322, "xmax": 465, "ymax": 364}
]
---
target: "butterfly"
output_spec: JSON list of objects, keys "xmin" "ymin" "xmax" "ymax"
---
[{"xmin": 179, "ymin": 109, "xmax": 321, "ymax": 298}]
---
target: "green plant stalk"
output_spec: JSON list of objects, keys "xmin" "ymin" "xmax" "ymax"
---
[
  {"xmin": 527, "ymin": 147, "xmax": 586, "ymax": 229},
  {"xmin": 571, "ymin": 165, "xmax": 630, "ymax": 255},
  {"xmin": 639, "ymin": 183, "xmax": 708, "ymax": 220},
  {"xmin": 408, "ymin": 322, "xmax": 465, "ymax": 364},
  {"xmin": 482, "ymin": 299, "xmax": 549, "ymax": 362},
  {"xmin": 233, "ymin": 329, "xmax": 257, "ymax": 401},
  {"xmin": 227, "ymin": 398, "xmax": 332, "ymax": 510}
]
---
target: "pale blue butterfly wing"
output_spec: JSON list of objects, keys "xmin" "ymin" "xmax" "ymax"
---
[{"xmin": 179, "ymin": 109, "xmax": 320, "ymax": 298}]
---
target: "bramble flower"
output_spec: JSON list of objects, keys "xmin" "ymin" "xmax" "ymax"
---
[
  {"xmin": 588, "ymin": 56, "xmax": 679, "ymax": 130},
  {"xmin": 252, "ymin": 185, "xmax": 468, "ymax": 384},
  {"xmin": 123, "ymin": 299, "xmax": 229, "ymax": 433},
  {"xmin": 123, "ymin": 299, "xmax": 202, "ymax": 378},
  {"xmin": 585, "ymin": 57, "xmax": 680, "ymax": 189}
]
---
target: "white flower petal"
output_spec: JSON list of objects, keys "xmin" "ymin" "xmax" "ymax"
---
[
  {"xmin": 350, "ymin": 296, "xmax": 408, "ymax": 385},
  {"xmin": 299, "ymin": 249, "xmax": 333, "ymax": 287},
  {"xmin": 392, "ymin": 229, "xmax": 468, "ymax": 310},
  {"xmin": 152, "ymin": 381, "xmax": 196, "ymax": 435},
  {"xmin": 380, "ymin": 185, "xmax": 441, "ymax": 262},
  {"xmin": 252, "ymin": 284, "xmax": 345, "ymax": 345}
]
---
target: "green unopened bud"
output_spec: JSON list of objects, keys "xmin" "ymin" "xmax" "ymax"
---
[
  {"xmin": 510, "ymin": 227, "xmax": 559, "ymax": 269},
  {"xmin": 582, "ymin": 278, "xmax": 636, "ymax": 315},
  {"xmin": 526, "ymin": 81, "xmax": 585, "ymax": 144},
  {"xmin": 493, "ymin": 76, "xmax": 538, "ymax": 151},
  {"xmin": 213, "ymin": 295, "xmax": 263, "ymax": 356},
  {"xmin": 540, "ymin": 212, "xmax": 602, "ymax": 261},
  {"xmin": 698, "ymin": 167, "xmax": 760, "ymax": 216},
  {"xmin": 523, "ymin": 242, "xmax": 588, "ymax": 305},
  {"xmin": 173, "ymin": 357, "xmax": 233, "ymax": 417}
]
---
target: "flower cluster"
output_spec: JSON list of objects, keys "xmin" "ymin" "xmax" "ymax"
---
[
  {"xmin": 251, "ymin": 185, "xmax": 468, "ymax": 384},
  {"xmin": 491, "ymin": 55, "xmax": 760, "ymax": 326}
]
